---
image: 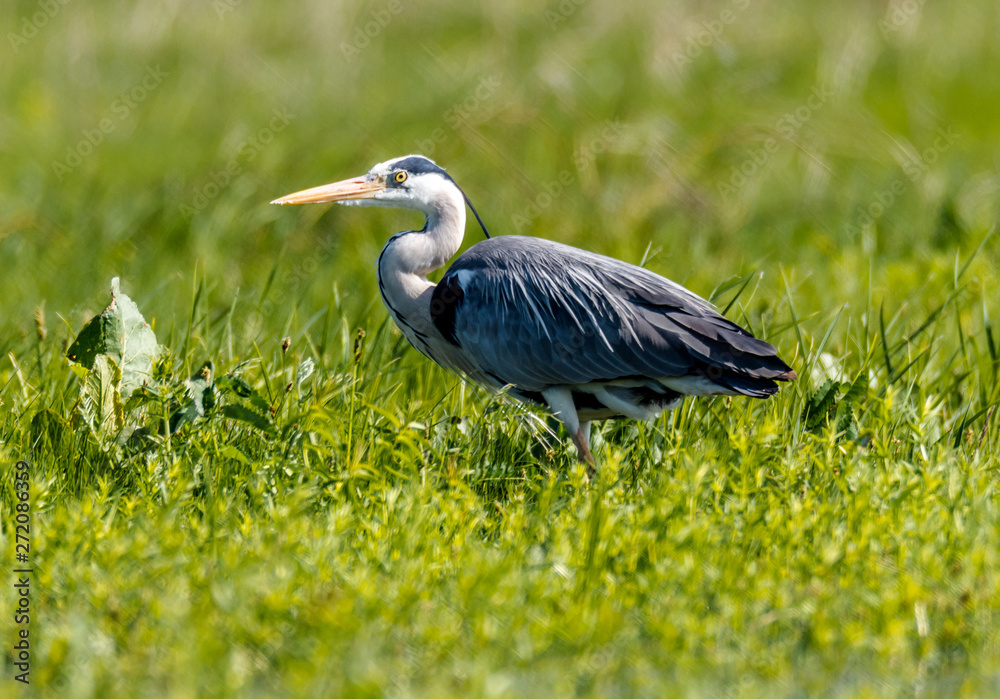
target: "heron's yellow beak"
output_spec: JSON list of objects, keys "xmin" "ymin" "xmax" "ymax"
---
[{"xmin": 270, "ymin": 176, "xmax": 385, "ymax": 205}]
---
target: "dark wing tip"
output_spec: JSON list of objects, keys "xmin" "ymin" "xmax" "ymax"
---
[{"xmin": 764, "ymin": 354, "xmax": 797, "ymax": 382}]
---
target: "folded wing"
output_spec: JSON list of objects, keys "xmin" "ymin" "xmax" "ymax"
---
[{"xmin": 430, "ymin": 236, "xmax": 796, "ymax": 396}]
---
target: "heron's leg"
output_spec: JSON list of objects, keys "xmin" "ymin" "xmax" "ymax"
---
[
  {"xmin": 542, "ymin": 388, "xmax": 595, "ymax": 474},
  {"xmin": 573, "ymin": 421, "xmax": 596, "ymax": 476}
]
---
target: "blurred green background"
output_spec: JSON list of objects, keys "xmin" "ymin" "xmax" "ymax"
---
[
  {"xmin": 3, "ymin": 1, "xmax": 1000, "ymax": 696},
  {"xmin": 2, "ymin": 0, "xmax": 997, "ymax": 346}
]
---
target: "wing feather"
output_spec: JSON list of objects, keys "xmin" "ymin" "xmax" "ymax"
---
[{"xmin": 432, "ymin": 236, "xmax": 796, "ymax": 395}]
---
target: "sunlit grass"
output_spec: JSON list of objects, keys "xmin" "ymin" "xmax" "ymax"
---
[{"xmin": 2, "ymin": 0, "xmax": 999, "ymax": 696}]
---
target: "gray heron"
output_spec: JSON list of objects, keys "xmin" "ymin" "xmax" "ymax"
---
[{"xmin": 272, "ymin": 155, "xmax": 796, "ymax": 465}]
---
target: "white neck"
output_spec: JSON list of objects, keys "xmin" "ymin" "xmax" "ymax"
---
[
  {"xmin": 376, "ymin": 177, "xmax": 466, "ymax": 338},
  {"xmin": 380, "ymin": 184, "xmax": 466, "ymax": 277}
]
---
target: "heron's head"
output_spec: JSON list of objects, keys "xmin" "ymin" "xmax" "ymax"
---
[{"xmin": 271, "ymin": 155, "xmax": 490, "ymax": 237}]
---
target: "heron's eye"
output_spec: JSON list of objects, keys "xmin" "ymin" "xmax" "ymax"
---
[{"xmin": 394, "ymin": 171, "xmax": 408, "ymax": 184}]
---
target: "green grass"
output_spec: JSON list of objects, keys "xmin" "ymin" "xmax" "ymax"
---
[{"xmin": 2, "ymin": 0, "xmax": 1000, "ymax": 695}]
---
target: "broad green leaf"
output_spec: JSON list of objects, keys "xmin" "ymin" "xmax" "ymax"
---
[
  {"xmin": 217, "ymin": 375, "xmax": 254, "ymax": 398},
  {"xmin": 114, "ymin": 278, "xmax": 160, "ymax": 395},
  {"xmin": 67, "ymin": 277, "xmax": 160, "ymax": 396},
  {"xmin": 841, "ymin": 373, "xmax": 869, "ymax": 407},
  {"xmin": 66, "ymin": 305, "xmax": 121, "ymax": 369},
  {"xmin": 221, "ymin": 404, "xmax": 277, "ymax": 437},
  {"xmin": 217, "ymin": 375, "xmax": 271, "ymax": 414},
  {"xmin": 81, "ymin": 354, "xmax": 125, "ymax": 439},
  {"xmin": 802, "ymin": 379, "xmax": 839, "ymax": 431}
]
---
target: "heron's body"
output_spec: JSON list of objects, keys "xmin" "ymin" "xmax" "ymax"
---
[{"xmin": 274, "ymin": 155, "xmax": 796, "ymax": 463}]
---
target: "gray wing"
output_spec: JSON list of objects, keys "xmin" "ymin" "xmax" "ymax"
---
[{"xmin": 430, "ymin": 236, "xmax": 796, "ymax": 395}]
